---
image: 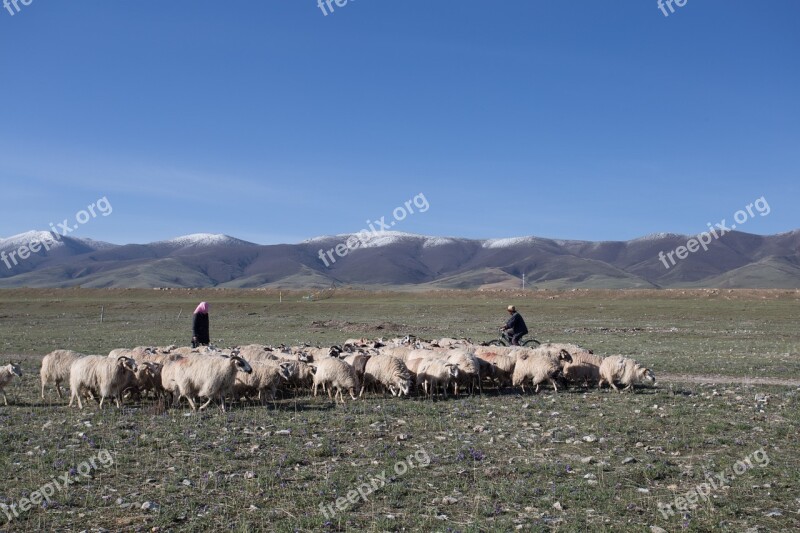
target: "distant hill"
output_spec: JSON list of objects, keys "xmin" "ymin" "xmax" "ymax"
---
[{"xmin": 1, "ymin": 230, "xmax": 798, "ymax": 289}]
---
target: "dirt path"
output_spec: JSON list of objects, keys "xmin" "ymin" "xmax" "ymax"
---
[{"xmin": 660, "ymin": 373, "xmax": 800, "ymax": 387}]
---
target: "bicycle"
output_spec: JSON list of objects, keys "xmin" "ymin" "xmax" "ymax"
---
[{"xmin": 486, "ymin": 330, "xmax": 541, "ymax": 347}]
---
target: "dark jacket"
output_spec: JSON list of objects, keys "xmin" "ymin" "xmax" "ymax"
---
[
  {"xmin": 505, "ymin": 312, "xmax": 528, "ymax": 336},
  {"xmin": 192, "ymin": 313, "xmax": 210, "ymax": 345}
]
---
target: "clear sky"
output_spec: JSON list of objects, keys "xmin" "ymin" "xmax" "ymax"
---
[{"xmin": 1, "ymin": 0, "xmax": 798, "ymax": 245}]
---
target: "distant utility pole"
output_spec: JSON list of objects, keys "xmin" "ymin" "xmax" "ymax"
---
[{"xmin": 522, "ymin": 273, "xmax": 525, "ymax": 290}]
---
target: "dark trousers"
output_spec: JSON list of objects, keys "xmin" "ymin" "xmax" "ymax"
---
[{"xmin": 504, "ymin": 328, "xmax": 524, "ymax": 346}]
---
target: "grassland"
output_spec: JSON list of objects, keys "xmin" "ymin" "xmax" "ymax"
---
[{"xmin": 0, "ymin": 288, "xmax": 798, "ymax": 532}]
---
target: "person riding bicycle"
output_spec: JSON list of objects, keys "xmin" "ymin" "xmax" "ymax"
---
[{"xmin": 501, "ymin": 305, "xmax": 528, "ymax": 346}]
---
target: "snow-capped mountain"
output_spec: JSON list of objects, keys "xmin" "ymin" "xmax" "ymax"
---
[{"xmin": 0, "ymin": 230, "xmax": 798, "ymax": 289}]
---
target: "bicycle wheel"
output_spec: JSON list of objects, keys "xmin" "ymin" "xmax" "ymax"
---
[
  {"xmin": 522, "ymin": 338, "xmax": 541, "ymax": 347},
  {"xmin": 487, "ymin": 339, "xmax": 508, "ymax": 347}
]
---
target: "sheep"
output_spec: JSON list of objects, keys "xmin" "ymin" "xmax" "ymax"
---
[
  {"xmin": 562, "ymin": 352, "xmax": 605, "ymax": 387},
  {"xmin": 446, "ymin": 350, "xmax": 482, "ymax": 395},
  {"xmin": 511, "ymin": 347, "xmax": 573, "ymax": 394},
  {"xmin": 598, "ymin": 355, "xmax": 656, "ymax": 393},
  {"xmin": 473, "ymin": 345, "xmax": 517, "ymax": 357},
  {"xmin": 69, "ymin": 356, "xmax": 138, "ymax": 409},
  {"xmin": 342, "ymin": 353, "xmax": 372, "ymax": 385},
  {"xmin": 128, "ymin": 361, "xmax": 165, "ymax": 400},
  {"xmin": 166, "ymin": 353, "xmax": 253, "ymax": 412},
  {"xmin": 0, "ymin": 363, "xmax": 23, "ymax": 405},
  {"xmin": 378, "ymin": 345, "xmax": 423, "ymax": 362},
  {"xmin": 280, "ymin": 360, "xmax": 316, "ymax": 391},
  {"xmin": 476, "ymin": 352, "xmax": 516, "ymax": 388},
  {"xmin": 415, "ymin": 358, "xmax": 459, "ymax": 398},
  {"xmin": 40, "ymin": 349, "xmax": 86, "ymax": 399},
  {"xmin": 233, "ymin": 360, "xmax": 292, "ymax": 403},
  {"xmin": 360, "ymin": 355, "xmax": 412, "ymax": 397},
  {"xmin": 311, "ymin": 357, "xmax": 360, "ymax": 403},
  {"xmin": 160, "ymin": 355, "xmax": 187, "ymax": 407}
]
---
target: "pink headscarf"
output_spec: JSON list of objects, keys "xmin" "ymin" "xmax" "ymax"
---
[{"xmin": 194, "ymin": 302, "xmax": 209, "ymax": 315}]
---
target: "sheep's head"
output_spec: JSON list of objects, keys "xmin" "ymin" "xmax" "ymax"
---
[
  {"xmin": 117, "ymin": 356, "xmax": 138, "ymax": 373},
  {"xmin": 395, "ymin": 377, "xmax": 412, "ymax": 396},
  {"xmin": 445, "ymin": 363, "xmax": 460, "ymax": 379},
  {"xmin": 139, "ymin": 362, "xmax": 162, "ymax": 379},
  {"xmin": 558, "ymin": 349, "xmax": 573, "ymax": 363},
  {"xmin": 298, "ymin": 352, "xmax": 312, "ymax": 363},
  {"xmin": 6, "ymin": 363, "xmax": 22, "ymax": 377},
  {"xmin": 278, "ymin": 362, "xmax": 293, "ymax": 381},
  {"xmin": 231, "ymin": 355, "xmax": 252, "ymax": 374},
  {"xmin": 637, "ymin": 366, "xmax": 656, "ymax": 385}
]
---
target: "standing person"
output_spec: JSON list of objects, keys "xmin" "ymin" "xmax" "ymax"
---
[
  {"xmin": 192, "ymin": 301, "xmax": 210, "ymax": 347},
  {"xmin": 501, "ymin": 305, "xmax": 528, "ymax": 346}
]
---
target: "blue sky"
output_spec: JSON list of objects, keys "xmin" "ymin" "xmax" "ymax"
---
[{"xmin": 1, "ymin": 0, "xmax": 798, "ymax": 245}]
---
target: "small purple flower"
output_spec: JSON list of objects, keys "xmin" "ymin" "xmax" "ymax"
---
[{"xmin": 469, "ymin": 448, "xmax": 485, "ymax": 461}]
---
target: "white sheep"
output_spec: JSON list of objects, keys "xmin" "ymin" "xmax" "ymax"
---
[
  {"xmin": 598, "ymin": 355, "xmax": 656, "ymax": 393},
  {"xmin": 511, "ymin": 347, "xmax": 573, "ymax": 394},
  {"xmin": 280, "ymin": 360, "xmax": 316, "ymax": 392},
  {"xmin": 166, "ymin": 353, "xmax": 253, "ymax": 412},
  {"xmin": 0, "ymin": 363, "xmax": 23, "ymax": 405},
  {"xmin": 69, "ymin": 356, "xmax": 138, "ymax": 409},
  {"xmin": 415, "ymin": 358, "xmax": 460, "ymax": 398},
  {"xmin": 233, "ymin": 360, "xmax": 292, "ymax": 403},
  {"xmin": 446, "ymin": 350, "xmax": 482, "ymax": 395},
  {"xmin": 476, "ymin": 352, "xmax": 516, "ymax": 388},
  {"xmin": 562, "ymin": 352, "xmax": 604, "ymax": 387},
  {"xmin": 360, "ymin": 355, "xmax": 412, "ymax": 397},
  {"xmin": 40, "ymin": 350, "xmax": 86, "ymax": 399},
  {"xmin": 311, "ymin": 357, "xmax": 360, "ymax": 403}
]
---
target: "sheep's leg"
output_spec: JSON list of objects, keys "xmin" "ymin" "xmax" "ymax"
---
[
  {"xmin": 327, "ymin": 386, "xmax": 333, "ymax": 401},
  {"xmin": 185, "ymin": 395, "xmax": 197, "ymax": 411},
  {"xmin": 198, "ymin": 396, "xmax": 213, "ymax": 411},
  {"xmin": 534, "ymin": 383, "xmax": 540, "ymax": 394},
  {"xmin": 2, "ymin": 392, "xmax": 7, "ymax": 406},
  {"xmin": 218, "ymin": 394, "xmax": 226, "ymax": 412},
  {"xmin": 623, "ymin": 383, "xmax": 633, "ymax": 393},
  {"xmin": 609, "ymin": 381, "xmax": 619, "ymax": 393},
  {"xmin": 550, "ymin": 379, "xmax": 558, "ymax": 393},
  {"xmin": 99, "ymin": 395, "xmax": 105, "ymax": 409},
  {"xmin": 41, "ymin": 381, "xmax": 47, "ymax": 400},
  {"xmin": 349, "ymin": 388, "xmax": 357, "ymax": 400}
]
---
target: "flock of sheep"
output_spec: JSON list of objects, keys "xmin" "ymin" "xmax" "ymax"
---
[{"xmin": 3, "ymin": 336, "xmax": 657, "ymax": 412}]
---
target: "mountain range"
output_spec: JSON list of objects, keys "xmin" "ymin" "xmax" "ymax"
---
[{"xmin": 1, "ymin": 230, "xmax": 799, "ymax": 289}]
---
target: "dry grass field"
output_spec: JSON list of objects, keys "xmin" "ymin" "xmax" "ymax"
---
[{"xmin": 0, "ymin": 288, "xmax": 798, "ymax": 532}]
